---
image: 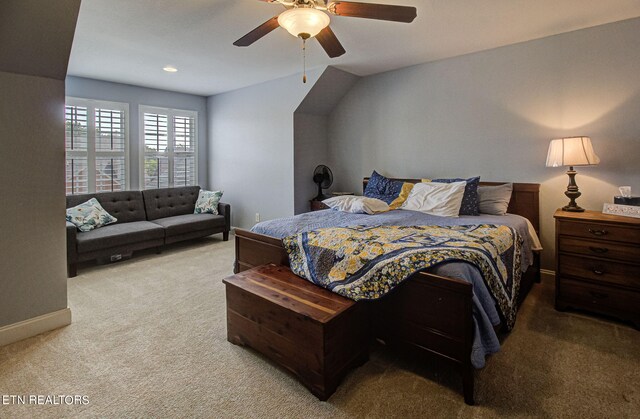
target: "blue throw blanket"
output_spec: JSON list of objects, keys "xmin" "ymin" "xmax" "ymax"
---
[{"xmin": 284, "ymin": 224, "xmax": 522, "ymax": 329}]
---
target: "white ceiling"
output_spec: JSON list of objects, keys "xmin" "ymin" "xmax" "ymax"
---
[{"xmin": 68, "ymin": 0, "xmax": 640, "ymax": 96}]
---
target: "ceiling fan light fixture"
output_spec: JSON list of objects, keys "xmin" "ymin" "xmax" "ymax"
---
[{"xmin": 277, "ymin": 7, "xmax": 330, "ymax": 39}]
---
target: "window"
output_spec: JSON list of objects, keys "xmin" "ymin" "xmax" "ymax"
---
[
  {"xmin": 65, "ymin": 98, "xmax": 129, "ymax": 195},
  {"xmin": 140, "ymin": 106, "xmax": 197, "ymax": 189}
]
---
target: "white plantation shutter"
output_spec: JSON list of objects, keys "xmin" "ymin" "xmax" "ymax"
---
[
  {"xmin": 144, "ymin": 113, "xmax": 168, "ymax": 153},
  {"xmin": 95, "ymin": 156, "xmax": 126, "ymax": 192},
  {"xmin": 65, "ymin": 105, "xmax": 89, "ymax": 194},
  {"xmin": 173, "ymin": 156, "xmax": 196, "ymax": 187},
  {"xmin": 65, "ymin": 105, "xmax": 88, "ymax": 151},
  {"xmin": 173, "ymin": 115, "xmax": 195, "ymax": 152},
  {"xmin": 65, "ymin": 98, "xmax": 129, "ymax": 195},
  {"xmin": 95, "ymin": 108, "xmax": 126, "ymax": 152},
  {"xmin": 173, "ymin": 114, "xmax": 196, "ymax": 187},
  {"xmin": 144, "ymin": 156, "xmax": 170, "ymax": 189},
  {"xmin": 143, "ymin": 113, "xmax": 170, "ymax": 189},
  {"xmin": 140, "ymin": 106, "xmax": 197, "ymax": 189},
  {"xmin": 65, "ymin": 157, "xmax": 88, "ymax": 195},
  {"xmin": 95, "ymin": 107, "xmax": 127, "ymax": 192}
]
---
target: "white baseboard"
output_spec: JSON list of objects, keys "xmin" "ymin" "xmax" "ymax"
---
[
  {"xmin": 0, "ymin": 308, "xmax": 72, "ymax": 347},
  {"xmin": 540, "ymin": 269, "xmax": 555, "ymax": 282}
]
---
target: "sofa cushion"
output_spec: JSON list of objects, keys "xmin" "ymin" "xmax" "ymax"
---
[
  {"xmin": 142, "ymin": 186, "xmax": 201, "ymax": 221},
  {"xmin": 150, "ymin": 214, "xmax": 226, "ymax": 237},
  {"xmin": 67, "ymin": 191, "xmax": 146, "ymax": 224},
  {"xmin": 76, "ymin": 221, "xmax": 165, "ymax": 253}
]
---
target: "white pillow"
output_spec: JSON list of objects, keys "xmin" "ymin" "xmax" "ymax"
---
[
  {"xmin": 322, "ymin": 196, "xmax": 389, "ymax": 214},
  {"xmin": 400, "ymin": 181, "xmax": 466, "ymax": 217}
]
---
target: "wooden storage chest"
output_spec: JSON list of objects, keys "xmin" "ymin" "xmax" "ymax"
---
[{"xmin": 223, "ymin": 264, "xmax": 370, "ymax": 400}]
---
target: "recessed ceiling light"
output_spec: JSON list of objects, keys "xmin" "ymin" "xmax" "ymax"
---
[{"xmin": 163, "ymin": 66, "xmax": 178, "ymax": 73}]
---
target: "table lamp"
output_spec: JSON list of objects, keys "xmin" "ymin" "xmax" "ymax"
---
[{"xmin": 546, "ymin": 136, "xmax": 600, "ymax": 212}]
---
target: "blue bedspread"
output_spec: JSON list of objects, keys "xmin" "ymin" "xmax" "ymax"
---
[{"xmin": 251, "ymin": 209, "xmax": 535, "ymax": 368}]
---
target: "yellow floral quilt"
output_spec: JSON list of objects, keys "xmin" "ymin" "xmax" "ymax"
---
[{"xmin": 283, "ymin": 224, "xmax": 522, "ymax": 329}]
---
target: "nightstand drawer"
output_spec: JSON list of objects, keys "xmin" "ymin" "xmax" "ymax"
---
[
  {"xmin": 557, "ymin": 278, "xmax": 640, "ymax": 317},
  {"xmin": 558, "ymin": 255, "xmax": 640, "ymax": 290},
  {"xmin": 558, "ymin": 237, "xmax": 640, "ymax": 263},
  {"xmin": 558, "ymin": 221, "xmax": 639, "ymax": 244}
]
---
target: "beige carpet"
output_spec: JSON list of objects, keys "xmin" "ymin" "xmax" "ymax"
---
[{"xmin": 0, "ymin": 235, "xmax": 638, "ymax": 418}]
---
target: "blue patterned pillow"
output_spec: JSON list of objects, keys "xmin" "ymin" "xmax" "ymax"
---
[
  {"xmin": 430, "ymin": 177, "xmax": 481, "ymax": 216},
  {"xmin": 364, "ymin": 171, "xmax": 405, "ymax": 204},
  {"xmin": 194, "ymin": 190, "xmax": 223, "ymax": 215},
  {"xmin": 66, "ymin": 198, "xmax": 117, "ymax": 232}
]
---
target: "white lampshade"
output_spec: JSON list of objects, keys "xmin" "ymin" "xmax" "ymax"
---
[
  {"xmin": 545, "ymin": 136, "xmax": 600, "ymax": 167},
  {"xmin": 278, "ymin": 8, "xmax": 330, "ymax": 38}
]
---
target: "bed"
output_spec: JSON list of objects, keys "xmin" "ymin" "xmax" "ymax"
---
[{"xmin": 233, "ymin": 178, "xmax": 540, "ymax": 404}]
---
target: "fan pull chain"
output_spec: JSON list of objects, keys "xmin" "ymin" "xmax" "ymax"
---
[{"xmin": 302, "ymin": 37, "xmax": 307, "ymax": 83}]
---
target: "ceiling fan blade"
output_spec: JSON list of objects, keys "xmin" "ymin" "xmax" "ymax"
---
[
  {"xmin": 316, "ymin": 26, "xmax": 346, "ymax": 58},
  {"xmin": 329, "ymin": 1, "xmax": 417, "ymax": 23},
  {"xmin": 233, "ymin": 16, "xmax": 280, "ymax": 47}
]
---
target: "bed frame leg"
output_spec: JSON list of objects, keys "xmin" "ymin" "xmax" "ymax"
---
[{"xmin": 463, "ymin": 365, "xmax": 475, "ymax": 405}]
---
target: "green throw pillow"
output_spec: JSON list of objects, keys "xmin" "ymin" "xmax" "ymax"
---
[
  {"xmin": 194, "ymin": 190, "xmax": 223, "ymax": 215},
  {"xmin": 66, "ymin": 198, "xmax": 117, "ymax": 232}
]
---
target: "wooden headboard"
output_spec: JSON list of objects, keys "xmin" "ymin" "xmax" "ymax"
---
[{"xmin": 362, "ymin": 178, "xmax": 540, "ymax": 235}]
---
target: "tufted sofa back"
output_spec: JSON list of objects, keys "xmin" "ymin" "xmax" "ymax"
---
[
  {"xmin": 66, "ymin": 191, "xmax": 146, "ymax": 224},
  {"xmin": 142, "ymin": 186, "xmax": 201, "ymax": 221}
]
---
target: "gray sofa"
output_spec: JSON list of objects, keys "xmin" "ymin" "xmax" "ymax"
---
[{"xmin": 66, "ymin": 186, "xmax": 230, "ymax": 277}]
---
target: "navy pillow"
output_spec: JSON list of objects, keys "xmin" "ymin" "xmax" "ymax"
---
[
  {"xmin": 431, "ymin": 176, "xmax": 481, "ymax": 216},
  {"xmin": 364, "ymin": 171, "xmax": 404, "ymax": 204}
]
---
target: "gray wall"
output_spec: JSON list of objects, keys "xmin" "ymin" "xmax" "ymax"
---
[
  {"xmin": 0, "ymin": 0, "xmax": 81, "ymax": 328},
  {"xmin": 294, "ymin": 113, "xmax": 328, "ymax": 214},
  {"xmin": 65, "ymin": 76, "xmax": 209, "ymax": 189},
  {"xmin": 207, "ymin": 69, "xmax": 323, "ymax": 228},
  {"xmin": 293, "ymin": 67, "xmax": 360, "ymax": 214},
  {"xmin": 327, "ymin": 18, "xmax": 640, "ymax": 270}
]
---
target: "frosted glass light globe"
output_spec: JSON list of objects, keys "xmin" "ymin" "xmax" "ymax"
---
[{"xmin": 278, "ymin": 8, "xmax": 330, "ymax": 38}]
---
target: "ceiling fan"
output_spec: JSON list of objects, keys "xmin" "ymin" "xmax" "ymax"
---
[{"xmin": 234, "ymin": 0, "xmax": 417, "ymax": 59}]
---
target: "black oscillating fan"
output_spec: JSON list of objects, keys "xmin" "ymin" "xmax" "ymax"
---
[{"xmin": 312, "ymin": 165, "xmax": 333, "ymax": 200}]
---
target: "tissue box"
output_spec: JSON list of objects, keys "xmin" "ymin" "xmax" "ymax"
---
[{"xmin": 614, "ymin": 196, "xmax": 640, "ymax": 206}]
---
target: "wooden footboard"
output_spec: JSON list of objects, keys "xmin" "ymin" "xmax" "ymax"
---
[
  {"xmin": 234, "ymin": 229, "xmax": 289, "ymax": 274},
  {"xmin": 371, "ymin": 271, "xmax": 475, "ymax": 404}
]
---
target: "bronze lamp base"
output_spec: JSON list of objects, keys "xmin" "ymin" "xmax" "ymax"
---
[{"xmin": 562, "ymin": 166, "xmax": 585, "ymax": 212}]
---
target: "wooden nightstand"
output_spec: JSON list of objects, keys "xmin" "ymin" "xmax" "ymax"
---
[
  {"xmin": 554, "ymin": 209, "xmax": 640, "ymax": 328},
  {"xmin": 310, "ymin": 199, "xmax": 329, "ymax": 211},
  {"xmin": 310, "ymin": 193, "xmax": 354, "ymax": 211}
]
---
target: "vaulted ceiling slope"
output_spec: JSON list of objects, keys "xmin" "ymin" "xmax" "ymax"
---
[
  {"xmin": 68, "ymin": 0, "xmax": 640, "ymax": 96},
  {"xmin": 1, "ymin": 0, "xmax": 80, "ymax": 80}
]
